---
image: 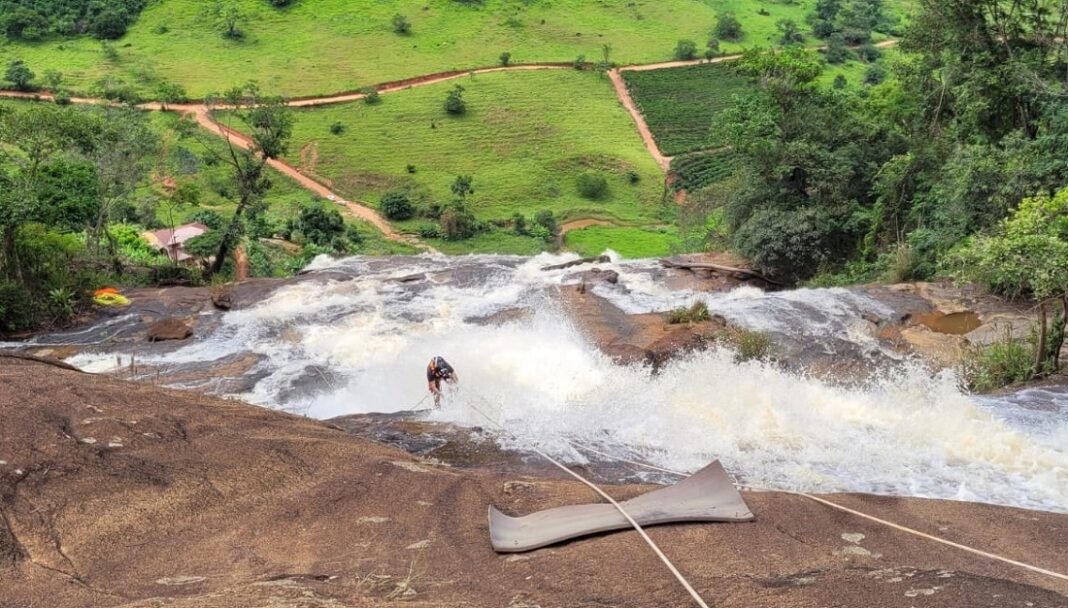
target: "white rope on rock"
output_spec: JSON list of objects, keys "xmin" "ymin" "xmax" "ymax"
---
[
  {"xmin": 467, "ymin": 398, "xmax": 711, "ymax": 608},
  {"xmin": 562, "ymin": 437, "xmax": 1068, "ymax": 584}
]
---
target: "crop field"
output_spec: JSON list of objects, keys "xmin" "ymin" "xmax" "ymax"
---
[
  {"xmin": 0, "ymin": 0, "xmax": 912, "ymax": 99},
  {"xmin": 248, "ymin": 69, "xmax": 666, "ymax": 230},
  {"xmin": 622, "ymin": 62, "xmax": 753, "ymax": 156},
  {"xmin": 670, "ymin": 150, "xmax": 738, "ymax": 192},
  {"xmin": 564, "ymin": 225, "xmax": 687, "ymax": 259},
  {"xmin": 625, "ymin": 49, "xmax": 895, "ymax": 157}
]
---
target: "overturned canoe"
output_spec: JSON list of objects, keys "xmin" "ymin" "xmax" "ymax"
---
[{"xmin": 490, "ymin": 460, "xmax": 754, "ymax": 553}]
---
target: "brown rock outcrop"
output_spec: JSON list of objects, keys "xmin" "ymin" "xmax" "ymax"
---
[
  {"xmin": 1, "ymin": 360, "xmax": 1066, "ymax": 607},
  {"xmin": 146, "ymin": 317, "xmax": 193, "ymax": 342}
]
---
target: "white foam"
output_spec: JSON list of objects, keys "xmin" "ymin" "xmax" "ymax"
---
[{"xmin": 65, "ymin": 254, "xmax": 1068, "ymax": 513}]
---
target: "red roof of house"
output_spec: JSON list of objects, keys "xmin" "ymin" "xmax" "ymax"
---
[{"xmin": 143, "ymin": 222, "xmax": 209, "ymax": 262}]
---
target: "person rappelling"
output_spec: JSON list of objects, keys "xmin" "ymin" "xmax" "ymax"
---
[{"xmin": 426, "ymin": 356, "xmax": 458, "ymax": 407}]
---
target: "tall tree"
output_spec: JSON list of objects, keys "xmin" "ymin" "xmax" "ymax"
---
[
  {"xmin": 199, "ymin": 83, "xmax": 292, "ymax": 276},
  {"xmin": 0, "ymin": 104, "xmax": 98, "ymax": 280}
]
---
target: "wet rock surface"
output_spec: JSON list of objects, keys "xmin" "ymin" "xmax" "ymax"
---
[
  {"xmin": 2, "ymin": 360, "xmax": 1066, "ymax": 608},
  {"xmin": 146, "ymin": 317, "xmax": 193, "ymax": 342}
]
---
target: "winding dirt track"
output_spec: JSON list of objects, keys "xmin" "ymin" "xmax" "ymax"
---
[{"xmin": 0, "ymin": 41, "xmax": 898, "ymax": 244}]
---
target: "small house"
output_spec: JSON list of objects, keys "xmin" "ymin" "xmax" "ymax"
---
[{"xmin": 143, "ymin": 222, "xmax": 209, "ymax": 262}]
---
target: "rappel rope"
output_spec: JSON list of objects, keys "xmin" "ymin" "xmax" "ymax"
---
[
  {"xmin": 559, "ymin": 436, "xmax": 1068, "ymax": 584},
  {"xmin": 466, "ymin": 396, "xmax": 712, "ymax": 608}
]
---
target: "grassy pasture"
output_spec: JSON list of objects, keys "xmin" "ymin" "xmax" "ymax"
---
[
  {"xmin": 0, "ymin": 0, "xmax": 908, "ymax": 99},
  {"xmin": 0, "ymin": 0, "xmax": 723, "ymax": 98},
  {"xmin": 249, "ymin": 69, "xmax": 667, "ymax": 230},
  {"xmin": 564, "ymin": 225, "xmax": 687, "ymax": 259}
]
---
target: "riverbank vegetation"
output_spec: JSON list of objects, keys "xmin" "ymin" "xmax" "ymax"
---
[
  {"xmin": 679, "ymin": 1, "xmax": 1068, "ymax": 291},
  {"xmin": 0, "ymin": 96, "xmax": 410, "ymax": 335}
]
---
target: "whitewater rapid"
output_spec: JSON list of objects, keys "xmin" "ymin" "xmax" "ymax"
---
[{"xmin": 65, "ymin": 253, "xmax": 1068, "ymax": 513}]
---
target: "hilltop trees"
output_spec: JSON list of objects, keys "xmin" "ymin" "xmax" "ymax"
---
[{"xmin": 0, "ymin": 0, "xmax": 146, "ymax": 41}]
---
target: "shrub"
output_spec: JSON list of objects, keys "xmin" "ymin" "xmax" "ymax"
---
[
  {"xmin": 444, "ymin": 84, "xmax": 466, "ymax": 115},
  {"xmin": 512, "ymin": 212, "xmax": 528, "ymax": 235},
  {"xmin": 329, "ymin": 121, "xmax": 345, "ymax": 135},
  {"xmin": 863, "ymin": 63, "xmax": 887, "ymax": 85},
  {"xmin": 674, "ymin": 39, "xmax": 697, "ymax": 61},
  {"xmin": 188, "ymin": 209, "xmax": 224, "ymax": 229},
  {"xmin": 573, "ymin": 54, "xmax": 586, "ymax": 70},
  {"xmin": 576, "ymin": 170, "xmax": 608, "ymax": 199},
  {"xmin": 5, "ymin": 59, "xmax": 34, "ymax": 91},
  {"xmin": 183, "ymin": 229, "xmax": 225, "ymax": 259},
  {"xmin": 705, "ymin": 38, "xmax": 721, "ymax": 60},
  {"xmin": 825, "ymin": 34, "xmax": 852, "ymax": 64},
  {"xmin": 626, "ymin": 170, "xmax": 641, "ymax": 184},
  {"xmin": 714, "ymin": 12, "xmax": 743, "ymax": 41},
  {"xmin": 499, "ymin": 52, "xmax": 512, "ymax": 66},
  {"xmin": 832, "ymin": 74, "xmax": 848, "ymax": 89},
  {"xmin": 292, "ymin": 204, "xmax": 341, "ymax": 246},
  {"xmin": 733, "ymin": 206, "xmax": 850, "ymax": 284},
  {"xmin": 406, "ymin": 164, "xmax": 417, "ymax": 174},
  {"xmin": 856, "ymin": 42, "xmax": 881, "ymax": 63},
  {"xmin": 392, "ymin": 13, "xmax": 411, "ymax": 34},
  {"xmin": 440, "ymin": 201, "xmax": 478, "ymax": 240},
  {"xmin": 961, "ymin": 328, "xmax": 1035, "ymax": 392},
  {"xmin": 776, "ymin": 19, "xmax": 805, "ymax": 45},
  {"xmin": 666, "ymin": 301, "xmax": 711, "ymax": 324},
  {"xmin": 380, "ymin": 190, "xmax": 415, "ymax": 220},
  {"xmin": 729, "ymin": 329, "xmax": 772, "ymax": 363},
  {"xmin": 0, "ymin": 281, "xmax": 35, "ymax": 334},
  {"xmin": 53, "ymin": 90, "xmax": 71, "ymax": 105},
  {"xmin": 533, "ymin": 209, "xmax": 557, "ymax": 236},
  {"xmin": 524, "ymin": 226, "xmax": 548, "ymax": 243},
  {"xmin": 417, "ymin": 224, "xmax": 441, "ymax": 239},
  {"xmin": 360, "ymin": 86, "xmax": 381, "ymax": 104}
]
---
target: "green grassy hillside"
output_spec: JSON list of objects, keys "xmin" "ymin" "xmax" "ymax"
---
[
  {"xmin": 0, "ymin": 0, "xmax": 907, "ymax": 99},
  {"xmin": 255, "ymin": 69, "xmax": 666, "ymax": 228}
]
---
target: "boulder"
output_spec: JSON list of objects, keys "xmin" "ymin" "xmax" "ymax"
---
[
  {"xmin": 147, "ymin": 317, "xmax": 193, "ymax": 342},
  {"xmin": 574, "ymin": 268, "xmax": 620, "ymax": 285}
]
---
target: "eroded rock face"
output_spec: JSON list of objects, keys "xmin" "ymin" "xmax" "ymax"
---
[
  {"xmin": 147, "ymin": 317, "xmax": 193, "ymax": 342},
  {"xmin": 556, "ymin": 284, "xmax": 729, "ymax": 371}
]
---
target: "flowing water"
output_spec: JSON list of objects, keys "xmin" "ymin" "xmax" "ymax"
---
[{"xmin": 46, "ymin": 253, "xmax": 1068, "ymax": 513}]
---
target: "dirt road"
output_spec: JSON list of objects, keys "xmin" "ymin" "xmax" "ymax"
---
[{"xmin": 0, "ymin": 41, "xmax": 902, "ymax": 246}]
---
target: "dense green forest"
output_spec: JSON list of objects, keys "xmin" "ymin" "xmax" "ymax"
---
[{"xmin": 684, "ymin": 0, "xmax": 1067, "ymax": 291}]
